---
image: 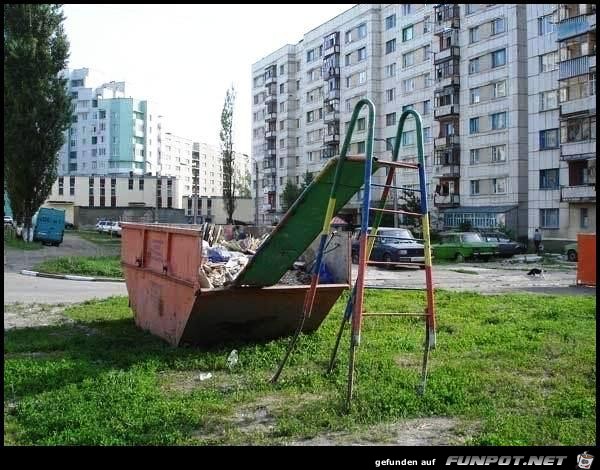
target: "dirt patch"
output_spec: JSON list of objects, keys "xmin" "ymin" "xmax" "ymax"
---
[
  {"xmin": 394, "ymin": 354, "xmax": 422, "ymax": 369},
  {"xmin": 159, "ymin": 370, "xmax": 251, "ymax": 394},
  {"xmin": 288, "ymin": 417, "xmax": 475, "ymax": 446},
  {"xmin": 4, "ymin": 303, "xmax": 73, "ymax": 330}
]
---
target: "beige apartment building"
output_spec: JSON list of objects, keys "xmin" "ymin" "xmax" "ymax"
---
[{"xmin": 251, "ymin": 3, "xmax": 596, "ymax": 242}]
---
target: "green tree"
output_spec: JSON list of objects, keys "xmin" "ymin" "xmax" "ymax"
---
[
  {"xmin": 220, "ymin": 85, "xmax": 236, "ymax": 223},
  {"xmin": 398, "ymin": 189, "xmax": 422, "ymax": 231},
  {"xmin": 281, "ymin": 180, "xmax": 301, "ymax": 212},
  {"xmin": 4, "ymin": 4, "xmax": 71, "ymax": 240},
  {"xmin": 236, "ymin": 167, "xmax": 252, "ymax": 198},
  {"xmin": 301, "ymin": 170, "xmax": 313, "ymax": 191}
]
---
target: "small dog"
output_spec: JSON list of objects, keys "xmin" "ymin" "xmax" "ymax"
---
[{"xmin": 527, "ymin": 268, "xmax": 545, "ymax": 278}]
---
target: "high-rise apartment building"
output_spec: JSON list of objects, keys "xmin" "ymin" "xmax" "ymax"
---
[
  {"xmin": 527, "ymin": 4, "xmax": 596, "ymax": 247},
  {"xmin": 58, "ymin": 68, "xmax": 161, "ymax": 177},
  {"xmin": 252, "ymin": 4, "xmax": 595, "ymax": 241}
]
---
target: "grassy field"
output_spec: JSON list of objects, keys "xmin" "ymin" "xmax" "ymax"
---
[
  {"xmin": 4, "ymin": 238, "xmax": 43, "ymax": 251},
  {"xmin": 73, "ymin": 230, "xmax": 122, "ymax": 247},
  {"xmin": 4, "ymin": 291, "xmax": 595, "ymax": 446},
  {"xmin": 34, "ymin": 256, "xmax": 122, "ymax": 278}
]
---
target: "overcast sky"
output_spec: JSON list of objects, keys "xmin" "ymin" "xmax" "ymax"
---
[{"xmin": 62, "ymin": 4, "xmax": 355, "ymax": 152}]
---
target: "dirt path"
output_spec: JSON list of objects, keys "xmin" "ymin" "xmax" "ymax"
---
[{"xmin": 4, "ymin": 232, "xmax": 120, "ymax": 272}]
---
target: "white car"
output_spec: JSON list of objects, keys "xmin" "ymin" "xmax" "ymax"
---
[
  {"xmin": 108, "ymin": 221, "xmax": 122, "ymax": 237},
  {"xmin": 4, "ymin": 215, "xmax": 14, "ymax": 227},
  {"xmin": 96, "ymin": 220, "xmax": 110, "ymax": 233}
]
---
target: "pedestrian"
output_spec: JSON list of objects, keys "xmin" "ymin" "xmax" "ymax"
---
[{"xmin": 533, "ymin": 228, "xmax": 542, "ymax": 255}]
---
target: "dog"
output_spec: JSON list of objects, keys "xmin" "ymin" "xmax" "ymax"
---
[{"xmin": 526, "ymin": 268, "xmax": 545, "ymax": 278}]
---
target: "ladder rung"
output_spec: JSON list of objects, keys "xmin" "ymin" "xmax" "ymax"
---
[
  {"xmin": 366, "ymin": 260, "xmax": 425, "ymax": 268},
  {"xmin": 369, "ymin": 207, "xmax": 423, "ymax": 217},
  {"xmin": 364, "ymin": 286, "xmax": 429, "ymax": 291},
  {"xmin": 377, "ymin": 160, "xmax": 420, "ymax": 170},
  {"xmin": 363, "ymin": 312, "xmax": 426, "ymax": 317},
  {"xmin": 370, "ymin": 183, "xmax": 421, "ymax": 192}
]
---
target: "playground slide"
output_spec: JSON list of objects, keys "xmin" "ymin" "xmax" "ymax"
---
[{"xmin": 234, "ymin": 155, "xmax": 383, "ymax": 287}]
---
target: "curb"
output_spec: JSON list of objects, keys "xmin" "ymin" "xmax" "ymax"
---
[{"xmin": 20, "ymin": 270, "xmax": 125, "ymax": 283}]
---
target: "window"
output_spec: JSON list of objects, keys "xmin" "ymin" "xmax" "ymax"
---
[
  {"xmin": 423, "ymin": 15, "xmax": 430, "ymax": 34},
  {"xmin": 539, "ymin": 169, "xmax": 560, "ymax": 189},
  {"xmin": 491, "ymin": 49, "xmax": 506, "ymax": 68},
  {"xmin": 403, "ymin": 51, "xmax": 415, "ymax": 68},
  {"xmin": 385, "ymin": 137, "xmax": 395, "ymax": 152},
  {"xmin": 491, "ymin": 145, "xmax": 507, "ymax": 162},
  {"xmin": 385, "ymin": 14, "xmax": 396, "ymax": 30},
  {"xmin": 402, "ymin": 78, "xmax": 415, "ymax": 93},
  {"xmin": 279, "ymin": 83, "xmax": 285, "ymax": 94},
  {"xmin": 493, "ymin": 80, "xmax": 507, "ymax": 98},
  {"xmin": 139, "ymin": 179, "xmax": 144, "ymax": 190},
  {"xmin": 357, "ymin": 47, "xmax": 367, "ymax": 62},
  {"xmin": 580, "ymin": 208, "xmax": 589, "ymax": 229},
  {"xmin": 469, "ymin": 117, "xmax": 480, "ymax": 134},
  {"xmin": 356, "ymin": 141, "xmax": 366, "ymax": 154},
  {"xmin": 386, "ymin": 88, "xmax": 395, "ymax": 102},
  {"xmin": 128, "ymin": 179, "xmax": 134, "ymax": 190},
  {"xmin": 539, "ymin": 90, "xmax": 558, "ymax": 111},
  {"xmin": 423, "ymin": 100, "xmax": 431, "ymax": 115},
  {"xmin": 345, "ymin": 53, "xmax": 351, "ymax": 66},
  {"xmin": 469, "ymin": 26, "xmax": 480, "ymax": 44},
  {"xmin": 423, "ymin": 44, "xmax": 431, "ymax": 61},
  {"xmin": 470, "ymin": 180, "xmax": 480, "ymax": 195},
  {"xmin": 402, "ymin": 4, "xmax": 411, "ymax": 15},
  {"xmin": 307, "ymin": 49, "xmax": 315, "ymax": 62},
  {"xmin": 402, "ymin": 25, "xmax": 413, "ymax": 42},
  {"xmin": 307, "ymin": 110, "xmax": 314, "ymax": 123},
  {"xmin": 560, "ymin": 115, "xmax": 596, "ymax": 143},
  {"xmin": 469, "ymin": 58, "xmax": 480, "ymax": 74},
  {"xmin": 385, "ymin": 38, "xmax": 396, "ymax": 54},
  {"xmin": 491, "ymin": 17, "xmax": 505, "ymax": 35},
  {"xmin": 470, "ymin": 87, "xmax": 481, "ymax": 104},
  {"xmin": 358, "ymin": 71, "xmax": 367, "ymax": 84},
  {"xmin": 538, "ymin": 14, "xmax": 555, "ymax": 35},
  {"xmin": 493, "ymin": 178, "xmax": 507, "ymax": 194},
  {"xmin": 539, "ymin": 51, "xmax": 558, "ymax": 72},
  {"xmin": 491, "ymin": 112, "xmax": 507, "ymax": 130},
  {"xmin": 539, "ymin": 129, "xmax": 559, "ymax": 149},
  {"xmin": 385, "ymin": 63, "xmax": 396, "ymax": 77},
  {"xmin": 357, "ymin": 23, "xmax": 367, "ymax": 39},
  {"xmin": 540, "ymin": 208, "xmax": 559, "ymax": 229},
  {"xmin": 386, "ymin": 112, "xmax": 396, "ymax": 126},
  {"xmin": 402, "ymin": 130, "xmax": 415, "ymax": 146},
  {"xmin": 470, "ymin": 149, "xmax": 480, "ymax": 165}
]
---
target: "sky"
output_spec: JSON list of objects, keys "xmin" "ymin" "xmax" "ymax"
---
[{"xmin": 62, "ymin": 4, "xmax": 355, "ymax": 153}]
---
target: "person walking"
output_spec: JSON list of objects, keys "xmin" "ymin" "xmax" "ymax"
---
[{"xmin": 533, "ymin": 228, "xmax": 542, "ymax": 255}]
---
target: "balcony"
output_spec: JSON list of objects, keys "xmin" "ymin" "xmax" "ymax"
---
[
  {"xmin": 434, "ymin": 46, "xmax": 460, "ymax": 64},
  {"xmin": 265, "ymin": 148, "xmax": 276, "ymax": 157},
  {"xmin": 435, "ymin": 74, "xmax": 460, "ymax": 90},
  {"xmin": 434, "ymin": 194, "xmax": 460, "ymax": 207},
  {"xmin": 557, "ymin": 15, "xmax": 596, "ymax": 41},
  {"xmin": 324, "ymin": 133, "xmax": 339, "ymax": 144},
  {"xmin": 262, "ymin": 185, "xmax": 276, "ymax": 194},
  {"xmin": 322, "ymin": 147, "xmax": 337, "ymax": 159},
  {"xmin": 433, "ymin": 164, "xmax": 460, "ymax": 177},
  {"xmin": 434, "ymin": 104, "xmax": 459, "ymax": 119},
  {"xmin": 434, "ymin": 135, "xmax": 460, "ymax": 147},
  {"xmin": 264, "ymin": 130, "xmax": 276, "ymax": 139},
  {"xmin": 265, "ymin": 75, "xmax": 277, "ymax": 87},
  {"xmin": 324, "ymin": 110, "xmax": 339, "ymax": 123},
  {"xmin": 561, "ymin": 184, "xmax": 596, "ymax": 202},
  {"xmin": 264, "ymin": 94, "xmax": 277, "ymax": 104},
  {"xmin": 326, "ymin": 89, "xmax": 340, "ymax": 100},
  {"xmin": 323, "ymin": 66, "xmax": 340, "ymax": 80},
  {"xmin": 433, "ymin": 5, "xmax": 460, "ymax": 33},
  {"xmin": 265, "ymin": 112, "xmax": 277, "ymax": 122},
  {"xmin": 559, "ymin": 55, "xmax": 595, "ymax": 80},
  {"xmin": 561, "ymin": 140, "xmax": 596, "ymax": 159}
]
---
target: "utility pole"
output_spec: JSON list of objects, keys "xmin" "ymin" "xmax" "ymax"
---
[
  {"xmin": 192, "ymin": 193, "xmax": 198, "ymax": 225},
  {"xmin": 154, "ymin": 172, "xmax": 161, "ymax": 223}
]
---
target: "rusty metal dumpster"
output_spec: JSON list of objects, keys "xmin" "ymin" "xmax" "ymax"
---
[
  {"xmin": 576, "ymin": 233, "xmax": 596, "ymax": 286},
  {"xmin": 121, "ymin": 223, "xmax": 350, "ymax": 347}
]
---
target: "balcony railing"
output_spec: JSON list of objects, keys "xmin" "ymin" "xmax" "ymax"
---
[
  {"xmin": 433, "ymin": 5, "xmax": 460, "ymax": 33},
  {"xmin": 559, "ymin": 56, "xmax": 593, "ymax": 80},
  {"xmin": 324, "ymin": 110, "xmax": 339, "ymax": 123},
  {"xmin": 561, "ymin": 184, "xmax": 596, "ymax": 201},
  {"xmin": 326, "ymin": 89, "xmax": 340, "ymax": 100},
  {"xmin": 557, "ymin": 15, "xmax": 595, "ymax": 41},
  {"xmin": 434, "ymin": 104, "xmax": 460, "ymax": 119},
  {"xmin": 323, "ymin": 66, "xmax": 340, "ymax": 80},
  {"xmin": 264, "ymin": 130, "xmax": 276, "ymax": 139},
  {"xmin": 323, "ymin": 44, "xmax": 340, "ymax": 56},
  {"xmin": 434, "ymin": 135, "xmax": 460, "ymax": 147},
  {"xmin": 264, "ymin": 75, "xmax": 277, "ymax": 86},
  {"xmin": 435, "ymin": 74, "xmax": 460, "ymax": 90},
  {"xmin": 265, "ymin": 112, "xmax": 277, "ymax": 121},
  {"xmin": 324, "ymin": 133, "xmax": 339, "ymax": 144},
  {"xmin": 434, "ymin": 46, "xmax": 460, "ymax": 64},
  {"xmin": 433, "ymin": 164, "xmax": 460, "ymax": 177},
  {"xmin": 265, "ymin": 148, "xmax": 276, "ymax": 157},
  {"xmin": 434, "ymin": 193, "xmax": 460, "ymax": 207}
]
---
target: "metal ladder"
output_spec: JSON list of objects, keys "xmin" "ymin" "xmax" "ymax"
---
[{"xmin": 327, "ymin": 108, "xmax": 437, "ymax": 410}]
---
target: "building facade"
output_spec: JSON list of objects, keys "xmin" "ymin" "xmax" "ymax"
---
[
  {"xmin": 58, "ymin": 68, "xmax": 161, "ymax": 177},
  {"xmin": 527, "ymin": 4, "xmax": 596, "ymax": 247},
  {"xmin": 252, "ymin": 4, "xmax": 595, "ymax": 241}
]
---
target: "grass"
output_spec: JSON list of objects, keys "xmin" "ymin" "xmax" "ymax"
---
[
  {"xmin": 33, "ymin": 256, "xmax": 122, "ymax": 278},
  {"xmin": 73, "ymin": 230, "xmax": 121, "ymax": 246},
  {"xmin": 4, "ymin": 291, "xmax": 595, "ymax": 446},
  {"xmin": 4, "ymin": 238, "xmax": 43, "ymax": 251}
]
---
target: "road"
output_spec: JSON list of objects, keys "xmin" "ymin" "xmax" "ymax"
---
[{"xmin": 3, "ymin": 271, "xmax": 127, "ymax": 304}]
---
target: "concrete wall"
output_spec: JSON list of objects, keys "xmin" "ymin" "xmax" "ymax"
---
[{"xmin": 74, "ymin": 206, "xmax": 186, "ymax": 228}]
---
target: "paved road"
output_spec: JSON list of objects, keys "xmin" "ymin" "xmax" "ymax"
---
[
  {"xmin": 4, "ymin": 232, "xmax": 119, "ymax": 273},
  {"xmin": 3, "ymin": 272, "xmax": 127, "ymax": 304}
]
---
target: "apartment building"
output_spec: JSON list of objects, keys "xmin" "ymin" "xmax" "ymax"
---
[
  {"xmin": 159, "ymin": 132, "xmax": 193, "ymax": 194},
  {"xmin": 58, "ymin": 68, "xmax": 161, "ymax": 177},
  {"xmin": 527, "ymin": 4, "xmax": 596, "ymax": 247},
  {"xmin": 252, "ymin": 4, "xmax": 594, "ymax": 240}
]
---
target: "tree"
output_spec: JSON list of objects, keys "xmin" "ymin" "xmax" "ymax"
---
[
  {"xmin": 398, "ymin": 189, "xmax": 422, "ymax": 232},
  {"xmin": 281, "ymin": 180, "xmax": 301, "ymax": 212},
  {"xmin": 236, "ymin": 167, "xmax": 252, "ymax": 198},
  {"xmin": 220, "ymin": 85, "xmax": 236, "ymax": 224},
  {"xmin": 301, "ymin": 170, "xmax": 313, "ymax": 191},
  {"xmin": 4, "ymin": 4, "xmax": 71, "ymax": 240}
]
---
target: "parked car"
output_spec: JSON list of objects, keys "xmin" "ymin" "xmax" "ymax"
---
[
  {"xmin": 432, "ymin": 232, "xmax": 499, "ymax": 262},
  {"xmin": 564, "ymin": 242, "xmax": 578, "ymax": 262},
  {"xmin": 4, "ymin": 215, "xmax": 14, "ymax": 227},
  {"xmin": 351, "ymin": 227, "xmax": 425, "ymax": 267},
  {"xmin": 65, "ymin": 222, "xmax": 76, "ymax": 230},
  {"xmin": 32, "ymin": 207, "xmax": 65, "ymax": 247},
  {"xmin": 96, "ymin": 220, "xmax": 110, "ymax": 233},
  {"xmin": 479, "ymin": 231, "xmax": 527, "ymax": 257},
  {"xmin": 108, "ymin": 221, "xmax": 122, "ymax": 237}
]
